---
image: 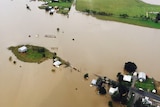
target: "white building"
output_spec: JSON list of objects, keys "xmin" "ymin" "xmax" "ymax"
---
[
  {"xmin": 109, "ymin": 87, "xmax": 118, "ymax": 95},
  {"xmin": 53, "ymin": 60, "xmax": 62, "ymax": 68},
  {"xmin": 18, "ymin": 46, "xmax": 27, "ymax": 53},
  {"xmin": 138, "ymin": 72, "xmax": 146, "ymax": 82},
  {"xmin": 123, "ymin": 75, "xmax": 132, "ymax": 82}
]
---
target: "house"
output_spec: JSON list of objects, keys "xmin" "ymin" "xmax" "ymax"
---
[
  {"xmin": 53, "ymin": 60, "xmax": 62, "ymax": 68},
  {"xmin": 109, "ymin": 87, "xmax": 118, "ymax": 95},
  {"xmin": 123, "ymin": 75, "xmax": 132, "ymax": 82},
  {"xmin": 138, "ymin": 72, "xmax": 146, "ymax": 82},
  {"xmin": 49, "ymin": 9, "xmax": 55, "ymax": 15},
  {"xmin": 18, "ymin": 46, "xmax": 27, "ymax": 53},
  {"xmin": 91, "ymin": 79, "xmax": 97, "ymax": 86},
  {"xmin": 142, "ymin": 96, "xmax": 152, "ymax": 105}
]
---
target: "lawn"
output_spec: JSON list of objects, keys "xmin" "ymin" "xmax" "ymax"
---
[
  {"xmin": 76, "ymin": 0, "xmax": 160, "ymax": 28},
  {"xmin": 135, "ymin": 78, "xmax": 155, "ymax": 92}
]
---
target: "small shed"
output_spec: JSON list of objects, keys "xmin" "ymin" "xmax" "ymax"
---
[
  {"xmin": 123, "ymin": 75, "xmax": 132, "ymax": 82},
  {"xmin": 18, "ymin": 46, "xmax": 27, "ymax": 53},
  {"xmin": 53, "ymin": 60, "xmax": 62, "ymax": 68},
  {"xmin": 91, "ymin": 79, "xmax": 97, "ymax": 85},
  {"xmin": 109, "ymin": 87, "xmax": 118, "ymax": 95},
  {"xmin": 138, "ymin": 72, "xmax": 146, "ymax": 82}
]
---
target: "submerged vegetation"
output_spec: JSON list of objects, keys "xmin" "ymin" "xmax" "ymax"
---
[{"xmin": 76, "ymin": 0, "xmax": 160, "ymax": 28}]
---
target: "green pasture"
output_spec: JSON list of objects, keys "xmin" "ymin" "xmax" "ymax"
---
[{"xmin": 76, "ymin": 0, "xmax": 160, "ymax": 28}]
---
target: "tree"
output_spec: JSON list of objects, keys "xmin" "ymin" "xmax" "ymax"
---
[
  {"xmin": 108, "ymin": 101, "xmax": 113, "ymax": 107},
  {"xmin": 111, "ymin": 91, "xmax": 121, "ymax": 102},
  {"xmin": 118, "ymin": 83, "xmax": 129, "ymax": 95},
  {"xmin": 98, "ymin": 87, "xmax": 106, "ymax": 95},
  {"xmin": 124, "ymin": 62, "xmax": 137, "ymax": 73},
  {"xmin": 155, "ymin": 13, "xmax": 160, "ymax": 23}
]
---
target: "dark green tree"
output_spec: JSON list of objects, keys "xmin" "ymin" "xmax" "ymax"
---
[
  {"xmin": 108, "ymin": 101, "xmax": 113, "ymax": 107},
  {"xmin": 124, "ymin": 62, "xmax": 137, "ymax": 73}
]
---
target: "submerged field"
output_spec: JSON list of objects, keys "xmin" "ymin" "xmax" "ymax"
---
[{"xmin": 76, "ymin": 0, "xmax": 160, "ymax": 28}]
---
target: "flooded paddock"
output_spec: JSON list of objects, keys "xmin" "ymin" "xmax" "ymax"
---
[{"xmin": 0, "ymin": 0, "xmax": 160, "ymax": 107}]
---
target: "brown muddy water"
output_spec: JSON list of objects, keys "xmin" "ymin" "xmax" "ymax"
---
[{"xmin": 0, "ymin": 0, "xmax": 160, "ymax": 107}]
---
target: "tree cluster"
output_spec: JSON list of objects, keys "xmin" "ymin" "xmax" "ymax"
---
[
  {"xmin": 155, "ymin": 13, "xmax": 160, "ymax": 23},
  {"xmin": 111, "ymin": 83, "xmax": 129, "ymax": 104},
  {"xmin": 124, "ymin": 62, "xmax": 137, "ymax": 73}
]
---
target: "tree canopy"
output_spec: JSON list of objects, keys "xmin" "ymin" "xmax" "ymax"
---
[{"xmin": 124, "ymin": 62, "xmax": 137, "ymax": 73}]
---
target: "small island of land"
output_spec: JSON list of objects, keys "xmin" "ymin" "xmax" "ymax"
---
[{"xmin": 8, "ymin": 45, "xmax": 68, "ymax": 65}]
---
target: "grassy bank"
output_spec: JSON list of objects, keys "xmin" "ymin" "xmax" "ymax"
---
[{"xmin": 76, "ymin": 0, "xmax": 160, "ymax": 28}]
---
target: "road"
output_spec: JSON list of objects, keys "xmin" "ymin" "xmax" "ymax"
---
[{"xmin": 130, "ymin": 88, "xmax": 160, "ymax": 102}]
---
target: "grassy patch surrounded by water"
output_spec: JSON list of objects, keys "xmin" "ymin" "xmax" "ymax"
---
[
  {"xmin": 135, "ymin": 78, "xmax": 155, "ymax": 92},
  {"xmin": 76, "ymin": 0, "xmax": 160, "ymax": 28},
  {"xmin": 9, "ymin": 45, "xmax": 54, "ymax": 63},
  {"xmin": 8, "ymin": 45, "xmax": 70, "ymax": 65}
]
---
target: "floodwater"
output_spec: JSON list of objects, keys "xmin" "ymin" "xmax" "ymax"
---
[{"xmin": 0, "ymin": 0, "xmax": 160, "ymax": 107}]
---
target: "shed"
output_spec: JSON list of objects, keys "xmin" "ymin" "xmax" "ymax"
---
[
  {"xmin": 91, "ymin": 79, "xmax": 97, "ymax": 85},
  {"xmin": 123, "ymin": 75, "xmax": 132, "ymax": 82},
  {"xmin": 18, "ymin": 46, "xmax": 27, "ymax": 53},
  {"xmin": 138, "ymin": 72, "xmax": 146, "ymax": 82},
  {"xmin": 109, "ymin": 87, "xmax": 118, "ymax": 95},
  {"xmin": 53, "ymin": 60, "xmax": 62, "ymax": 68}
]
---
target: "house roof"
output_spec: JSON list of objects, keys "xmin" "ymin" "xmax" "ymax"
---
[
  {"xmin": 53, "ymin": 61, "xmax": 61, "ymax": 68},
  {"xmin": 109, "ymin": 87, "xmax": 118, "ymax": 95},
  {"xmin": 91, "ymin": 79, "xmax": 97, "ymax": 85},
  {"xmin": 138, "ymin": 72, "xmax": 146, "ymax": 80},
  {"xmin": 18, "ymin": 46, "xmax": 27, "ymax": 52},
  {"xmin": 123, "ymin": 75, "xmax": 132, "ymax": 82}
]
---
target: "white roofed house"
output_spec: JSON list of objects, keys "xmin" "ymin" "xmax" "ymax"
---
[
  {"xmin": 123, "ymin": 75, "xmax": 132, "ymax": 82},
  {"xmin": 18, "ymin": 46, "xmax": 27, "ymax": 53},
  {"xmin": 109, "ymin": 87, "xmax": 118, "ymax": 95},
  {"xmin": 138, "ymin": 72, "xmax": 146, "ymax": 82}
]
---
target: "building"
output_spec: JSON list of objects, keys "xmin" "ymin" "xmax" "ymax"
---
[
  {"xmin": 109, "ymin": 87, "xmax": 118, "ymax": 95},
  {"xmin": 53, "ymin": 60, "xmax": 62, "ymax": 68},
  {"xmin": 138, "ymin": 72, "xmax": 146, "ymax": 82},
  {"xmin": 18, "ymin": 46, "xmax": 27, "ymax": 53},
  {"xmin": 123, "ymin": 75, "xmax": 132, "ymax": 82}
]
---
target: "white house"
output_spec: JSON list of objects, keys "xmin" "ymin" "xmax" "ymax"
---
[
  {"xmin": 18, "ymin": 46, "xmax": 27, "ymax": 53},
  {"xmin": 91, "ymin": 79, "xmax": 97, "ymax": 86},
  {"xmin": 109, "ymin": 87, "xmax": 118, "ymax": 95},
  {"xmin": 138, "ymin": 72, "xmax": 146, "ymax": 82},
  {"xmin": 123, "ymin": 75, "xmax": 132, "ymax": 82},
  {"xmin": 53, "ymin": 60, "xmax": 62, "ymax": 68}
]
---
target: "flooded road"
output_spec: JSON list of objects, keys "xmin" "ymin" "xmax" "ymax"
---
[{"xmin": 0, "ymin": 0, "xmax": 160, "ymax": 107}]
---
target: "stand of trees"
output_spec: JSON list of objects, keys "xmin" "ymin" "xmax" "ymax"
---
[
  {"xmin": 155, "ymin": 13, "xmax": 160, "ymax": 23},
  {"xmin": 124, "ymin": 62, "xmax": 137, "ymax": 73}
]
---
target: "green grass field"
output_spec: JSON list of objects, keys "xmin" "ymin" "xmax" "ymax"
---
[
  {"xmin": 135, "ymin": 78, "xmax": 155, "ymax": 92},
  {"xmin": 76, "ymin": 0, "xmax": 160, "ymax": 28}
]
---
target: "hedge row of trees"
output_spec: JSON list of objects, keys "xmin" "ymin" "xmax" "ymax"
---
[
  {"xmin": 84, "ymin": 9, "xmax": 160, "ymax": 23},
  {"xmin": 84, "ymin": 9, "xmax": 113, "ymax": 16}
]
